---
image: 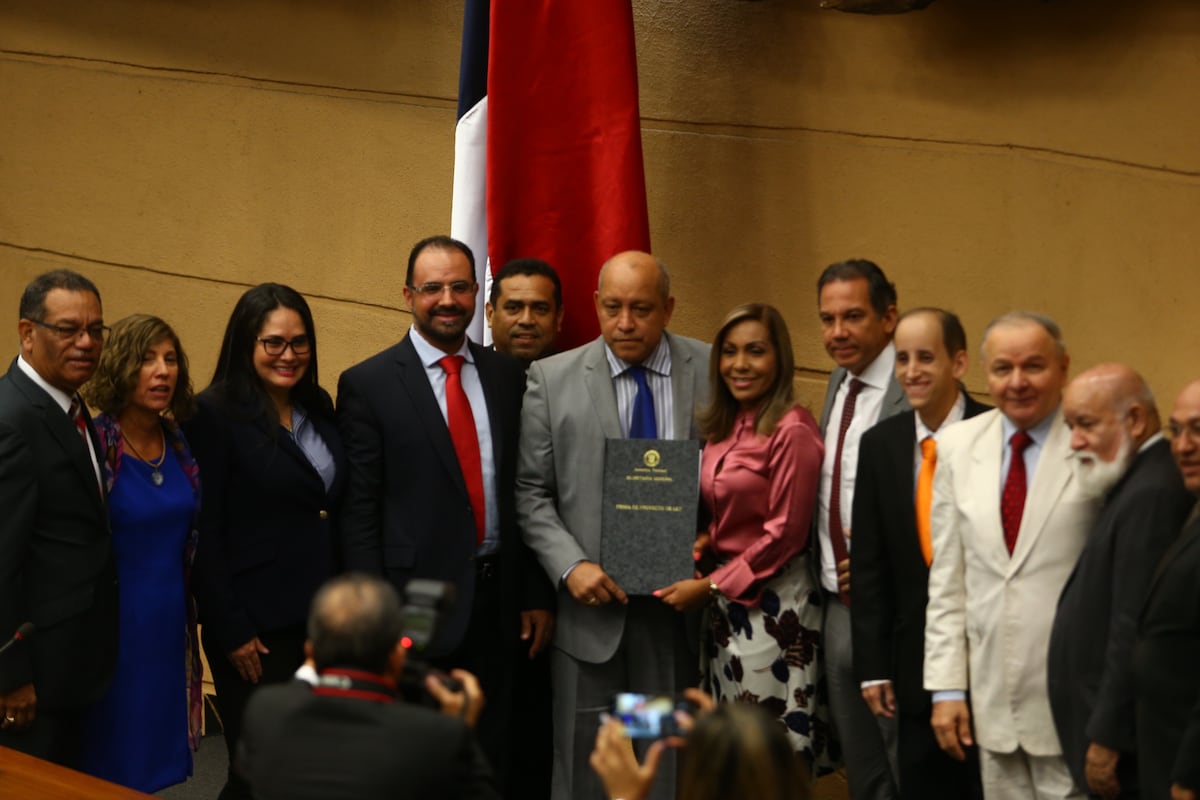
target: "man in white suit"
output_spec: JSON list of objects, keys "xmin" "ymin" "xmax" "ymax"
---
[
  {"xmin": 516, "ymin": 251, "xmax": 709, "ymax": 800},
  {"xmin": 924, "ymin": 312, "xmax": 1099, "ymax": 799}
]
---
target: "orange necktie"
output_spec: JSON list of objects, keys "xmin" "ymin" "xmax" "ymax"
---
[{"xmin": 915, "ymin": 436, "xmax": 936, "ymax": 567}]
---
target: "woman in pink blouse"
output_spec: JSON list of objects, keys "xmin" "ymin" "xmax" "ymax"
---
[{"xmin": 657, "ymin": 303, "xmax": 828, "ymax": 769}]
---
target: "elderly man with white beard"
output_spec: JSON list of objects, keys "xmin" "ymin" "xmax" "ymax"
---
[{"xmin": 1046, "ymin": 364, "xmax": 1194, "ymax": 799}]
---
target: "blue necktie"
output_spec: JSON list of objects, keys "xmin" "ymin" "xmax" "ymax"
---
[{"xmin": 627, "ymin": 366, "xmax": 658, "ymax": 439}]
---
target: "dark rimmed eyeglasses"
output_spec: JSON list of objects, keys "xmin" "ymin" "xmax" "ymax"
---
[
  {"xmin": 257, "ymin": 336, "xmax": 311, "ymax": 356},
  {"xmin": 30, "ymin": 320, "xmax": 110, "ymax": 342}
]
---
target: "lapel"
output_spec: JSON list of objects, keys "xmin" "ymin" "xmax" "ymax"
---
[
  {"xmin": 818, "ymin": 367, "xmax": 846, "ymax": 435},
  {"xmin": 667, "ymin": 332, "xmax": 698, "ymax": 440},
  {"xmin": 880, "ymin": 373, "xmax": 909, "ymax": 421},
  {"xmin": 395, "ymin": 335, "xmax": 469, "ymax": 496},
  {"xmin": 1143, "ymin": 504, "xmax": 1200, "ymax": 609},
  {"xmin": 969, "ymin": 411, "xmax": 1011, "ymax": 570},
  {"xmin": 8, "ymin": 361, "xmax": 106, "ymax": 514},
  {"xmin": 469, "ymin": 341, "xmax": 506, "ymax": 475},
  {"xmin": 582, "ymin": 339, "xmax": 623, "ymax": 441},
  {"xmin": 1009, "ymin": 409, "xmax": 1071, "ymax": 574}
]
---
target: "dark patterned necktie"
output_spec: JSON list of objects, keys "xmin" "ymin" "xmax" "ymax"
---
[
  {"xmin": 829, "ymin": 378, "xmax": 865, "ymax": 604},
  {"xmin": 1001, "ymin": 431, "xmax": 1033, "ymax": 555}
]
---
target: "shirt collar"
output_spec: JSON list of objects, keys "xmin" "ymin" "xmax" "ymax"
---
[
  {"xmin": 604, "ymin": 333, "xmax": 673, "ymax": 379},
  {"xmin": 850, "ymin": 343, "xmax": 896, "ymax": 392},
  {"xmin": 915, "ymin": 390, "xmax": 967, "ymax": 442},
  {"xmin": 1001, "ymin": 404, "xmax": 1060, "ymax": 446},
  {"xmin": 16, "ymin": 354, "xmax": 74, "ymax": 414},
  {"xmin": 409, "ymin": 325, "xmax": 473, "ymax": 369}
]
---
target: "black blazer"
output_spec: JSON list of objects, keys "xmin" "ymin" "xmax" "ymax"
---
[
  {"xmin": 1135, "ymin": 511, "xmax": 1200, "ymax": 797},
  {"xmin": 337, "ymin": 334, "xmax": 552, "ymax": 658},
  {"xmin": 184, "ymin": 389, "xmax": 345, "ymax": 654},
  {"xmin": 240, "ymin": 680, "xmax": 499, "ymax": 800},
  {"xmin": 1048, "ymin": 438, "xmax": 1192, "ymax": 792},
  {"xmin": 0, "ymin": 359, "xmax": 118, "ymax": 708},
  {"xmin": 850, "ymin": 391, "xmax": 991, "ymax": 711}
]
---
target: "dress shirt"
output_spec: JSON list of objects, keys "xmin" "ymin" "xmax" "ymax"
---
[
  {"xmin": 817, "ymin": 344, "xmax": 896, "ymax": 593},
  {"xmin": 703, "ymin": 407, "xmax": 823, "ymax": 605},
  {"xmin": 911, "ymin": 391, "xmax": 967, "ymax": 486},
  {"xmin": 17, "ymin": 354, "xmax": 102, "ymax": 488},
  {"xmin": 289, "ymin": 405, "xmax": 336, "ymax": 492},
  {"xmin": 409, "ymin": 326, "xmax": 499, "ymax": 555},
  {"xmin": 604, "ymin": 336, "xmax": 674, "ymax": 440},
  {"xmin": 998, "ymin": 408, "xmax": 1059, "ymax": 494}
]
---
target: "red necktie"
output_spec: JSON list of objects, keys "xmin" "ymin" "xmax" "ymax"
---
[
  {"xmin": 439, "ymin": 356, "xmax": 485, "ymax": 546},
  {"xmin": 1001, "ymin": 431, "xmax": 1033, "ymax": 555},
  {"xmin": 915, "ymin": 436, "xmax": 937, "ymax": 568},
  {"xmin": 829, "ymin": 378, "xmax": 865, "ymax": 604},
  {"xmin": 69, "ymin": 396, "xmax": 102, "ymax": 499}
]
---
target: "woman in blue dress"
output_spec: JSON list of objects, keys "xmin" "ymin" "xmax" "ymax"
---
[{"xmin": 78, "ymin": 313, "xmax": 201, "ymax": 793}]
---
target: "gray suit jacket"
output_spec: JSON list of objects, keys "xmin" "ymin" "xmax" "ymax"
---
[{"xmin": 515, "ymin": 332, "xmax": 710, "ymax": 663}]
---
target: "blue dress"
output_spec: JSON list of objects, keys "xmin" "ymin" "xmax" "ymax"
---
[{"xmin": 80, "ymin": 447, "xmax": 193, "ymax": 792}]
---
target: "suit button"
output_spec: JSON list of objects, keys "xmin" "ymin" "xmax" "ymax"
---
[{"xmin": 318, "ymin": 510, "xmax": 329, "ymax": 520}]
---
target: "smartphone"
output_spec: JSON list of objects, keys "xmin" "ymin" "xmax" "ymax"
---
[{"xmin": 609, "ymin": 692, "xmax": 685, "ymax": 739}]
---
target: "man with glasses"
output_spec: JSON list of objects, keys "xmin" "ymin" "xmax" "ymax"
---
[
  {"xmin": 338, "ymin": 236, "xmax": 553, "ymax": 795},
  {"xmin": 1134, "ymin": 379, "xmax": 1200, "ymax": 800},
  {"xmin": 0, "ymin": 269, "xmax": 118, "ymax": 767}
]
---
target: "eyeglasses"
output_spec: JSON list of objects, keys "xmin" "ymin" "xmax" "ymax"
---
[
  {"xmin": 30, "ymin": 320, "xmax": 110, "ymax": 342},
  {"xmin": 409, "ymin": 281, "xmax": 475, "ymax": 297},
  {"xmin": 1166, "ymin": 419, "xmax": 1200, "ymax": 443},
  {"xmin": 257, "ymin": 336, "xmax": 311, "ymax": 356}
]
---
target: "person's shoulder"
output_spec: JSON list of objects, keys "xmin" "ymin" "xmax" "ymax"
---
[
  {"xmin": 939, "ymin": 407, "xmax": 999, "ymax": 451},
  {"xmin": 529, "ymin": 337, "xmax": 603, "ymax": 379},
  {"xmin": 666, "ymin": 331, "xmax": 709, "ymax": 359},
  {"xmin": 340, "ymin": 340, "xmax": 408, "ymax": 383}
]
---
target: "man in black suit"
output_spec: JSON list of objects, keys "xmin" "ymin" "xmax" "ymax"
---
[
  {"xmin": 485, "ymin": 257, "xmax": 564, "ymax": 366},
  {"xmin": 338, "ymin": 235, "xmax": 554, "ymax": 792},
  {"xmin": 851, "ymin": 307, "xmax": 988, "ymax": 798},
  {"xmin": 240, "ymin": 573, "xmax": 499, "ymax": 800},
  {"xmin": 0, "ymin": 269, "xmax": 117, "ymax": 767},
  {"xmin": 815, "ymin": 258, "xmax": 906, "ymax": 800},
  {"xmin": 1048, "ymin": 364, "xmax": 1192, "ymax": 799},
  {"xmin": 1134, "ymin": 379, "xmax": 1200, "ymax": 800}
]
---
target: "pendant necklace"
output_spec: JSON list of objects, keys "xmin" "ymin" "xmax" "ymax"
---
[{"xmin": 122, "ymin": 427, "xmax": 167, "ymax": 487}]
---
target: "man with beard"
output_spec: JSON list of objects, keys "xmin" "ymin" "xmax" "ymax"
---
[
  {"xmin": 338, "ymin": 236, "xmax": 554, "ymax": 793},
  {"xmin": 1134, "ymin": 379, "xmax": 1200, "ymax": 800},
  {"xmin": 1047, "ymin": 364, "xmax": 1192, "ymax": 799}
]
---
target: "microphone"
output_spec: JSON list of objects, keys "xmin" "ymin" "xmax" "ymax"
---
[{"xmin": 0, "ymin": 622, "xmax": 35, "ymax": 657}]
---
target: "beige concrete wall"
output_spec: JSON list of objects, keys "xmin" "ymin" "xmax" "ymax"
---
[{"xmin": 2, "ymin": 0, "xmax": 1198, "ymax": 410}]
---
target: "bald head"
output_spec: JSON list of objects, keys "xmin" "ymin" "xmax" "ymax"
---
[
  {"xmin": 307, "ymin": 574, "xmax": 405, "ymax": 674},
  {"xmin": 1063, "ymin": 364, "xmax": 1158, "ymax": 497},
  {"xmin": 594, "ymin": 251, "xmax": 675, "ymax": 366},
  {"xmin": 1170, "ymin": 379, "xmax": 1200, "ymax": 494}
]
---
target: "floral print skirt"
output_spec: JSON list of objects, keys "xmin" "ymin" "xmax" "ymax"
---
[{"xmin": 701, "ymin": 554, "xmax": 836, "ymax": 769}]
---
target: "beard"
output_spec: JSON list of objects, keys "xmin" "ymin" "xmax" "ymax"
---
[{"xmin": 1069, "ymin": 433, "xmax": 1133, "ymax": 499}]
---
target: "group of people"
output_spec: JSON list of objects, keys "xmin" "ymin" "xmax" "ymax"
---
[{"xmin": 0, "ymin": 247, "xmax": 1198, "ymax": 800}]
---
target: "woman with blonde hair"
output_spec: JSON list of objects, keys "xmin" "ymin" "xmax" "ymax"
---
[
  {"xmin": 78, "ymin": 313, "xmax": 201, "ymax": 793},
  {"xmin": 655, "ymin": 303, "xmax": 828, "ymax": 770}
]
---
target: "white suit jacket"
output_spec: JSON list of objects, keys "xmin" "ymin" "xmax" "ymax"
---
[
  {"xmin": 515, "ymin": 333, "xmax": 710, "ymax": 664},
  {"xmin": 923, "ymin": 407, "xmax": 1099, "ymax": 755}
]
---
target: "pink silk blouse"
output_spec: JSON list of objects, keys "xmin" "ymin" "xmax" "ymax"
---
[{"xmin": 701, "ymin": 405, "xmax": 824, "ymax": 606}]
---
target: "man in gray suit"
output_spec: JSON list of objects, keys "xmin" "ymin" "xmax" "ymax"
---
[
  {"xmin": 516, "ymin": 251, "xmax": 709, "ymax": 800},
  {"xmin": 815, "ymin": 258, "xmax": 905, "ymax": 800}
]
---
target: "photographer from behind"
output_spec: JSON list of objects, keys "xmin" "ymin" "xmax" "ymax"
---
[{"xmin": 238, "ymin": 573, "xmax": 499, "ymax": 800}]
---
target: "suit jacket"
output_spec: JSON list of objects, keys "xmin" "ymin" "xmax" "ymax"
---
[
  {"xmin": 850, "ymin": 391, "xmax": 991, "ymax": 712},
  {"xmin": 924, "ymin": 408, "xmax": 1099, "ymax": 755},
  {"xmin": 1048, "ymin": 438, "xmax": 1191, "ymax": 791},
  {"xmin": 185, "ymin": 390, "xmax": 345, "ymax": 654},
  {"xmin": 1135, "ymin": 511, "xmax": 1200, "ymax": 796},
  {"xmin": 0, "ymin": 358, "xmax": 118, "ymax": 708},
  {"xmin": 515, "ymin": 332, "xmax": 710, "ymax": 663},
  {"xmin": 240, "ymin": 679, "xmax": 499, "ymax": 800},
  {"xmin": 337, "ymin": 334, "xmax": 550, "ymax": 659}
]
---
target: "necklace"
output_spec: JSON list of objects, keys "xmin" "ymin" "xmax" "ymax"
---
[{"xmin": 122, "ymin": 426, "xmax": 167, "ymax": 487}]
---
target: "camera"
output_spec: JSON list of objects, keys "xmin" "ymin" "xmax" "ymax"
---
[
  {"xmin": 397, "ymin": 579, "xmax": 462, "ymax": 702},
  {"xmin": 609, "ymin": 692, "xmax": 694, "ymax": 739}
]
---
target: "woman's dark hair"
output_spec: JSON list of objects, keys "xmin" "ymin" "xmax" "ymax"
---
[
  {"xmin": 679, "ymin": 703, "xmax": 811, "ymax": 800},
  {"xmin": 697, "ymin": 303, "xmax": 798, "ymax": 442},
  {"xmin": 208, "ymin": 283, "xmax": 331, "ymax": 421}
]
